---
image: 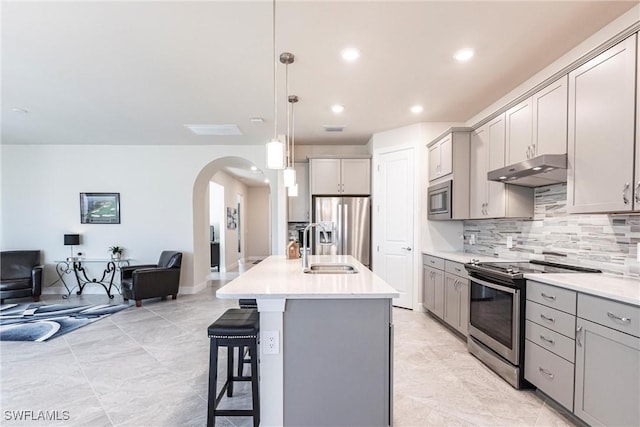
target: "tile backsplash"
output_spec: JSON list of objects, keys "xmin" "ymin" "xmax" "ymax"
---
[{"xmin": 463, "ymin": 183, "xmax": 640, "ymax": 277}]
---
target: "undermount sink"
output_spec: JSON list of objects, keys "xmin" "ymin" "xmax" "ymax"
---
[{"xmin": 303, "ymin": 263, "xmax": 358, "ymax": 274}]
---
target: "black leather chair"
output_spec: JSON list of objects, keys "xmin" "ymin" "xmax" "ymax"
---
[
  {"xmin": 120, "ymin": 251, "xmax": 182, "ymax": 307},
  {"xmin": 0, "ymin": 250, "xmax": 43, "ymax": 304}
]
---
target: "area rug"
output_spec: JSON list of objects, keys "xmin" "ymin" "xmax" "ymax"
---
[{"xmin": 0, "ymin": 303, "xmax": 129, "ymax": 342}]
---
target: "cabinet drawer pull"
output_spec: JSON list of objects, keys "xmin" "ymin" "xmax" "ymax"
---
[
  {"xmin": 455, "ymin": 267, "xmax": 461, "ymax": 273},
  {"xmin": 576, "ymin": 325, "xmax": 583, "ymax": 347},
  {"xmin": 539, "ymin": 334, "xmax": 555, "ymax": 345},
  {"xmin": 623, "ymin": 182, "xmax": 630, "ymax": 205},
  {"xmin": 540, "ymin": 314, "xmax": 555, "ymax": 323},
  {"xmin": 635, "ymin": 181, "xmax": 640, "ymax": 204},
  {"xmin": 539, "ymin": 367, "xmax": 554, "ymax": 379},
  {"xmin": 540, "ymin": 292, "xmax": 556, "ymax": 301},
  {"xmin": 607, "ymin": 311, "xmax": 631, "ymax": 324}
]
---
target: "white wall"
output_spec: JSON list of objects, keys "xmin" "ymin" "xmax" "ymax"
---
[
  {"xmin": 209, "ymin": 182, "xmax": 223, "ymax": 243},
  {"xmin": 294, "ymin": 144, "xmax": 369, "ymax": 161},
  {"xmin": 246, "ymin": 186, "xmax": 271, "ymax": 258},
  {"xmin": 0, "ymin": 144, "xmax": 283, "ymax": 294}
]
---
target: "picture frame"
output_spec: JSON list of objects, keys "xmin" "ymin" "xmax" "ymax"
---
[
  {"xmin": 226, "ymin": 207, "xmax": 237, "ymax": 230},
  {"xmin": 80, "ymin": 193, "xmax": 121, "ymax": 224}
]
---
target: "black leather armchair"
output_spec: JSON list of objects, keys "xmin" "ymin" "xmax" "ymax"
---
[
  {"xmin": 0, "ymin": 250, "xmax": 43, "ymax": 304},
  {"xmin": 120, "ymin": 251, "xmax": 182, "ymax": 307}
]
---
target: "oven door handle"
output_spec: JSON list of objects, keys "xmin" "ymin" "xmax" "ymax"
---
[{"xmin": 470, "ymin": 276, "xmax": 517, "ymax": 295}]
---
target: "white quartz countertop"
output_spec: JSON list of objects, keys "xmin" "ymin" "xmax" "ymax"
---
[
  {"xmin": 525, "ymin": 273, "xmax": 640, "ymax": 307},
  {"xmin": 422, "ymin": 249, "xmax": 513, "ymax": 264},
  {"xmin": 216, "ymin": 255, "xmax": 399, "ymax": 300}
]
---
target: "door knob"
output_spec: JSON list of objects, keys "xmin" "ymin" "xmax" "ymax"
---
[{"xmin": 401, "ymin": 247, "xmax": 412, "ymax": 251}]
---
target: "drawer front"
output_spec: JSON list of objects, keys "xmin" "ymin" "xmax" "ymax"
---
[
  {"xmin": 445, "ymin": 260, "xmax": 467, "ymax": 278},
  {"xmin": 525, "ymin": 320, "xmax": 575, "ymax": 363},
  {"xmin": 527, "ymin": 281, "xmax": 577, "ymax": 315},
  {"xmin": 525, "ymin": 341, "xmax": 574, "ymax": 411},
  {"xmin": 423, "ymin": 255, "xmax": 444, "ymax": 270},
  {"xmin": 526, "ymin": 300, "xmax": 576, "ymax": 338},
  {"xmin": 578, "ymin": 293, "xmax": 640, "ymax": 338}
]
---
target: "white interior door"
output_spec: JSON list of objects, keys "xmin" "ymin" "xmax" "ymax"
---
[{"xmin": 375, "ymin": 148, "xmax": 415, "ymax": 309}]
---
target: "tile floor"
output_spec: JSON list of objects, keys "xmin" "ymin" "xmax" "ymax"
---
[{"xmin": 0, "ymin": 261, "xmax": 577, "ymax": 427}]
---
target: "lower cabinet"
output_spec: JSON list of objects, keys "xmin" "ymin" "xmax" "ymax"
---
[
  {"xmin": 422, "ymin": 255, "xmax": 468, "ymax": 337},
  {"xmin": 524, "ymin": 281, "xmax": 640, "ymax": 426}
]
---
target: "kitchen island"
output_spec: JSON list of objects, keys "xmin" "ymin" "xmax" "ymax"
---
[{"xmin": 216, "ymin": 255, "xmax": 399, "ymax": 426}]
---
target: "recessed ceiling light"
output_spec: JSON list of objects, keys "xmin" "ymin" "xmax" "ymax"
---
[
  {"xmin": 341, "ymin": 47, "xmax": 360, "ymax": 62},
  {"xmin": 410, "ymin": 105, "xmax": 424, "ymax": 114},
  {"xmin": 12, "ymin": 107, "xmax": 29, "ymax": 114},
  {"xmin": 249, "ymin": 117, "xmax": 264, "ymax": 123},
  {"xmin": 250, "ymin": 166, "xmax": 258, "ymax": 171},
  {"xmin": 453, "ymin": 48, "xmax": 474, "ymax": 62},
  {"xmin": 532, "ymin": 167, "xmax": 542, "ymax": 171},
  {"xmin": 499, "ymin": 176, "xmax": 507, "ymax": 180},
  {"xmin": 331, "ymin": 104, "xmax": 345, "ymax": 114}
]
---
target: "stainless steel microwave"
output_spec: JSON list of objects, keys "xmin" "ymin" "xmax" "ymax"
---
[{"xmin": 427, "ymin": 180, "xmax": 452, "ymax": 220}]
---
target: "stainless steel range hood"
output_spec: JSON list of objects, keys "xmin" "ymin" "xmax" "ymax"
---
[{"xmin": 487, "ymin": 154, "xmax": 567, "ymax": 187}]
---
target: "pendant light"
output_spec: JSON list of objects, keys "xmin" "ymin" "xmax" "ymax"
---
[
  {"xmin": 287, "ymin": 94, "xmax": 299, "ymax": 197},
  {"xmin": 281, "ymin": 52, "xmax": 296, "ymax": 186},
  {"xmin": 266, "ymin": 0, "xmax": 285, "ymax": 170}
]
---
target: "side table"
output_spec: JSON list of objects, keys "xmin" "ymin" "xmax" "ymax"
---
[{"xmin": 55, "ymin": 258, "xmax": 131, "ymax": 299}]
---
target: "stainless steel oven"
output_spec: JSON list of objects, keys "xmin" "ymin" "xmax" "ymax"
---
[
  {"xmin": 427, "ymin": 180, "xmax": 452, "ymax": 220},
  {"xmin": 469, "ymin": 276, "xmax": 521, "ymax": 365}
]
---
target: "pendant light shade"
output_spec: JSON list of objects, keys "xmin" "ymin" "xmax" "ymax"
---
[
  {"xmin": 288, "ymin": 183, "xmax": 299, "ymax": 197},
  {"xmin": 266, "ymin": 138, "xmax": 285, "ymax": 170},
  {"xmin": 283, "ymin": 166, "xmax": 296, "ymax": 188}
]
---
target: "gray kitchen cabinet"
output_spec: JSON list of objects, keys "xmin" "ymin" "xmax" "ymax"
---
[
  {"xmin": 422, "ymin": 255, "xmax": 444, "ymax": 319},
  {"xmin": 310, "ymin": 158, "xmax": 370, "ymax": 195},
  {"xmin": 470, "ymin": 116, "xmax": 533, "ymax": 219},
  {"xmin": 506, "ymin": 76, "xmax": 568, "ymax": 165},
  {"xmin": 428, "ymin": 133, "xmax": 453, "ymax": 181},
  {"xmin": 525, "ymin": 281, "xmax": 577, "ymax": 411},
  {"xmin": 443, "ymin": 271, "xmax": 469, "ymax": 336},
  {"xmin": 574, "ymin": 318, "xmax": 640, "ymax": 427},
  {"xmin": 567, "ymin": 33, "xmax": 637, "ymax": 213},
  {"xmin": 288, "ymin": 162, "xmax": 310, "ymax": 222},
  {"xmin": 427, "ymin": 128, "xmax": 471, "ymax": 219}
]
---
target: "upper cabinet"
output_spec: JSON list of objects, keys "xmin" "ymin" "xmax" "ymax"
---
[
  {"xmin": 428, "ymin": 134, "xmax": 453, "ymax": 181},
  {"xmin": 309, "ymin": 158, "xmax": 371, "ymax": 195},
  {"xmin": 470, "ymin": 114, "xmax": 533, "ymax": 219},
  {"xmin": 567, "ymin": 34, "xmax": 637, "ymax": 213},
  {"xmin": 427, "ymin": 128, "xmax": 471, "ymax": 220},
  {"xmin": 288, "ymin": 162, "xmax": 310, "ymax": 222},
  {"xmin": 506, "ymin": 76, "xmax": 568, "ymax": 165}
]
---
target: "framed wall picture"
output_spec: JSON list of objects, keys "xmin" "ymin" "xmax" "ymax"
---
[
  {"xmin": 80, "ymin": 193, "xmax": 121, "ymax": 224},
  {"xmin": 226, "ymin": 207, "xmax": 237, "ymax": 230}
]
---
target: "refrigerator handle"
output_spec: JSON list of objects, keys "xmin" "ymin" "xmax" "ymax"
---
[
  {"xmin": 343, "ymin": 203, "xmax": 348, "ymax": 255},
  {"xmin": 337, "ymin": 202, "xmax": 343, "ymax": 255}
]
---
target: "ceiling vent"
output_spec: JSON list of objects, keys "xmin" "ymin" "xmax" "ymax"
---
[
  {"xmin": 323, "ymin": 125, "xmax": 346, "ymax": 133},
  {"xmin": 185, "ymin": 124, "xmax": 243, "ymax": 136}
]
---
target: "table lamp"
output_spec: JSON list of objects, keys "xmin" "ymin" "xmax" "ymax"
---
[{"xmin": 64, "ymin": 234, "xmax": 80, "ymax": 261}]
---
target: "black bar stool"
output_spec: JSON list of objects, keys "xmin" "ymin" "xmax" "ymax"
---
[{"xmin": 207, "ymin": 308, "xmax": 260, "ymax": 427}]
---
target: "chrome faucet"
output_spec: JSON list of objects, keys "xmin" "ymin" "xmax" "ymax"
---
[{"xmin": 302, "ymin": 222, "xmax": 329, "ymax": 270}]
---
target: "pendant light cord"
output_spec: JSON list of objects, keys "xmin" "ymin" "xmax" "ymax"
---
[
  {"xmin": 286, "ymin": 62, "xmax": 291, "ymax": 167},
  {"xmin": 272, "ymin": 0, "xmax": 277, "ymax": 141}
]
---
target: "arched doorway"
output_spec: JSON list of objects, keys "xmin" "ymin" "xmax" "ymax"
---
[{"xmin": 192, "ymin": 156, "xmax": 274, "ymax": 290}]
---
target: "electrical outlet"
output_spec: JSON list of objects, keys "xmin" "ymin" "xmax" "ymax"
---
[
  {"xmin": 262, "ymin": 330, "xmax": 279, "ymax": 355},
  {"xmin": 469, "ymin": 234, "xmax": 476, "ymax": 245},
  {"xmin": 506, "ymin": 236, "xmax": 513, "ymax": 249}
]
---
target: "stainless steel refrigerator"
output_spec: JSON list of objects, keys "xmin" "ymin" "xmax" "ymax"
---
[{"xmin": 312, "ymin": 196, "xmax": 371, "ymax": 268}]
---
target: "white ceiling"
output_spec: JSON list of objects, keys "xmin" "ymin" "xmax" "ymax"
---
[{"xmin": 2, "ymin": 1, "xmax": 637, "ymax": 152}]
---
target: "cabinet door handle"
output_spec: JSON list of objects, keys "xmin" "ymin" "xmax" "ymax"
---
[
  {"xmin": 623, "ymin": 182, "xmax": 630, "ymax": 204},
  {"xmin": 530, "ymin": 144, "xmax": 535, "ymax": 157},
  {"xmin": 607, "ymin": 311, "xmax": 631, "ymax": 324},
  {"xmin": 539, "ymin": 367, "xmax": 554, "ymax": 379},
  {"xmin": 539, "ymin": 334, "xmax": 555, "ymax": 345},
  {"xmin": 540, "ymin": 292, "xmax": 556, "ymax": 301},
  {"xmin": 576, "ymin": 325, "xmax": 583, "ymax": 347},
  {"xmin": 526, "ymin": 146, "xmax": 531, "ymax": 159},
  {"xmin": 401, "ymin": 247, "xmax": 412, "ymax": 251},
  {"xmin": 540, "ymin": 313, "xmax": 555, "ymax": 323},
  {"xmin": 635, "ymin": 182, "xmax": 640, "ymax": 204}
]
